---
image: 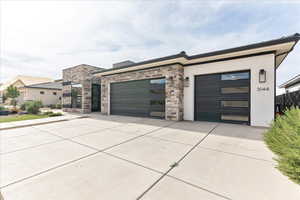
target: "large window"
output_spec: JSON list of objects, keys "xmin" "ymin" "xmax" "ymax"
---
[
  {"xmin": 71, "ymin": 82, "xmax": 82, "ymax": 108},
  {"xmin": 221, "ymin": 87, "xmax": 249, "ymax": 94},
  {"xmin": 221, "ymin": 72, "xmax": 249, "ymax": 81}
]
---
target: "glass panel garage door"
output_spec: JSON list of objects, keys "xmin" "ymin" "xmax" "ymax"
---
[
  {"xmin": 110, "ymin": 78, "xmax": 165, "ymax": 118},
  {"xmin": 195, "ymin": 71, "xmax": 250, "ymax": 124}
]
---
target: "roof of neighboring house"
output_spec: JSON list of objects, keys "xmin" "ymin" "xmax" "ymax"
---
[
  {"xmin": 279, "ymin": 74, "xmax": 300, "ymax": 88},
  {"xmin": 0, "ymin": 75, "xmax": 53, "ymax": 91},
  {"xmin": 25, "ymin": 81, "xmax": 62, "ymax": 90},
  {"xmin": 93, "ymin": 33, "xmax": 300, "ymax": 76}
]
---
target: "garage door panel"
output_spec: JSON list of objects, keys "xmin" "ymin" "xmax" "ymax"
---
[
  {"xmin": 196, "ymin": 112, "xmax": 220, "ymax": 122},
  {"xmin": 195, "ymin": 71, "xmax": 250, "ymax": 124},
  {"xmin": 111, "ymin": 78, "xmax": 165, "ymax": 118}
]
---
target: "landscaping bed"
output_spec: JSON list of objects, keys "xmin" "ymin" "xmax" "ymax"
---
[{"xmin": 264, "ymin": 107, "xmax": 300, "ymax": 185}]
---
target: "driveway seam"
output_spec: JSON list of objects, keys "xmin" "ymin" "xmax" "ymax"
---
[
  {"xmin": 142, "ymin": 134, "xmax": 195, "ymax": 146},
  {"xmin": 0, "ymin": 151, "xmax": 100, "ymax": 189},
  {"xmin": 0, "ymin": 139, "xmax": 66, "ymax": 155},
  {"xmin": 136, "ymin": 123, "xmax": 232, "ymax": 200},
  {"xmin": 1, "ymin": 121, "xmax": 176, "ymax": 189},
  {"xmin": 166, "ymin": 174, "xmax": 232, "ymax": 200},
  {"xmin": 197, "ymin": 146, "xmax": 274, "ymax": 163}
]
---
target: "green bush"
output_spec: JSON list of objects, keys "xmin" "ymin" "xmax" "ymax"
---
[
  {"xmin": 49, "ymin": 104, "xmax": 56, "ymax": 109},
  {"xmin": 20, "ymin": 103, "xmax": 26, "ymax": 111},
  {"xmin": 25, "ymin": 101, "xmax": 43, "ymax": 114},
  {"xmin": 0, "ymin": 106, "xmax": 5, "ymax": 111},
  {"xmin": 56, "ymin": 104, "xmax": 62, "ymax": 109},
  {"xmin": 49, "ymin": 112, "xmax": 63, "ymax": 117},
  {"xmin": 264, "ymin": 107, "xmax": 300, "ymax": 184},
  {"xmin": 43, "ymin": 111, "xmax": 54, "ymax": 115}
]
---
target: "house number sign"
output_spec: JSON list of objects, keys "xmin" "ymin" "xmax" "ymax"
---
[{"xmin": 257, "ymin": 87, "xmax": 269, "ymax": 91}]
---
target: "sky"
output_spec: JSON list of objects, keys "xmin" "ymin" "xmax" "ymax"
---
[{"xmin": 1, "ymin": 0, "xmax": 300, "ymax": 88}]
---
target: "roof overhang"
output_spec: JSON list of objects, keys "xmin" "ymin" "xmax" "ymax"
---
[
  {"xmin": 279, "ymin": 74, "xmax": 300, "ymax": 88},
  {"xmin": 93, "ymin": 33, "xmax": 300, "ymax": 77}
]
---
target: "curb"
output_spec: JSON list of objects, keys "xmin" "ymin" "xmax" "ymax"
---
[{"xmin": 0, "ymin": 116, "xmax": 89, "ymax": 131}]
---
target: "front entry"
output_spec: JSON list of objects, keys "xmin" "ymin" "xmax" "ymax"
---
[
  {"xmin": 195, "ymin": 71, "xmax": 250, "ymax": 124},
  {"xmin": 91, "ymin": 84, "xmax": 101, "ymax": 112}
]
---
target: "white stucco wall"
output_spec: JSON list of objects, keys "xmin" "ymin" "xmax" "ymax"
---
[
  {"xmin": 183, "ymin": 53, "xmax": 275, "ymax": 127},
  {"xmin": 24, "ymin": 88, "xmax": 62, "ymax": 106}
]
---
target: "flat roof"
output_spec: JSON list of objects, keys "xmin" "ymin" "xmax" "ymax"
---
[{"xmin": 93, "ymin": 33, "xmax": 300, "ymax": 76}]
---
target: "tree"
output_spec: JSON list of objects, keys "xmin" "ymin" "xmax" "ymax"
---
[{"xmin": 6, "ymin": 86, "xmax": 20, "ymax": 107}]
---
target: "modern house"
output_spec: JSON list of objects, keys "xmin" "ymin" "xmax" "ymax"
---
[
  {"xmin": 279, "ymin": 74, "xmax": 300, "ymax": 93},
  {"xmin": 0, "ymin": 75, "xmax": 62, "ymax": 106},
  {"xmin": 62, "ymin": 33, "xmax": 300, "ymax": 127}
]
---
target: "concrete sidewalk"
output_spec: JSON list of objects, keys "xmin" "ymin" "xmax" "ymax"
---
[{"xmin": 1, "ymin": 116, "xmax": 299, "ymax": 200}]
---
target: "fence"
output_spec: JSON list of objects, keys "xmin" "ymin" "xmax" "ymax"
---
[{"xmin": 276, "ymin": 90, "xmax": 300, "ymax": 113}]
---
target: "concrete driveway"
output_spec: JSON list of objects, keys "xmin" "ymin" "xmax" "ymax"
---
[{"xmin": 1, "ymin": 115, "xmax": 299, "ymax": 200}]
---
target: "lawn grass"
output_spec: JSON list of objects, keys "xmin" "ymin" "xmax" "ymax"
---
[{"xmin": 0, "ymin": 114, "xmax": 50, "ymax": 123}]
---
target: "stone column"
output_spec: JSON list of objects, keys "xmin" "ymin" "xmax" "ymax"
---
[
  {"xmin": 82, "ymin": 80, "xmax": 92, "ymax": 113},
  {"xmin": 165, "ymin": 64, "xmax": 184, "ymax": 121},
  {"xmin": 101, "ymin": 78, "xmax": 109, "ymax": 114}
]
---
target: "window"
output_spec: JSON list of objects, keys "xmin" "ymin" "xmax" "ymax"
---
[
  {"xmin": 221, "ymin": 87, "xmax": 249, "ymax": 94},
  {"xmin": 150, "ymin": 79, "xmax": 166, "ymax": 84},
  {"xmin": 221, "ymin": 114, "xmax": 249, "ymax": 122},
  {"xmin": 53, "ymin": 92, "xmax": 57, "ymax": 95},
  {"xmin": 40, "ymin": 91, "xmax": 45, "ymax": 94},
  {"xmin": 221, "ymin": 72, "xmax": 249, "ymax": 80},
  {"xmin": 221, "ymin": 101, "xmax": 248, "ymax": 108}
]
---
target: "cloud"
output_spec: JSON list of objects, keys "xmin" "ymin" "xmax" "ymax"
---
[{"xmin": 0, "ymin": 0, "xmax": 299, "ymax": 86}]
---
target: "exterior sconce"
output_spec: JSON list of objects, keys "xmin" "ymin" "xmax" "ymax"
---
[
  {"xmin": 259, "ymin": 69, "xmax": 266, "ymax": 83},
  {"xmin": 184, "ymin": 77, "xmax": 189, "ymax": 87}
]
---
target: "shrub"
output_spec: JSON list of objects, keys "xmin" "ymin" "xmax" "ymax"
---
[
  {"xmin": 43, "ymin": 111, "xmax": 54, "ymax": 115},
  {"xmin": 264, "ymin": 107, "xmax": 300, "ymax": 184},
  {"xmin": 20, "ymin": 103, "xmax": 26, "ymax": 111},
  {"xmin": 0, "ymin": 106, "xmax": 5, "ymax": 111},
  {"xmin": 49, "ymin": 112, "xmax": 63, "ymax": 117},
  {"xmin": 49, "ymin": 104, "xmax": 56, "ymax": 109},
  {"xmin": 25, "ymin": 101, "xmax": 43, "ymax": 114},
  {"xmin": 56, "ymin": 104, "xmax": 62, "ymax": 109}
]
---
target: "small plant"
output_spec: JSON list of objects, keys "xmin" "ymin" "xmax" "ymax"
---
[
  {"xmin": 49, "ymin": 104, "xmax": 56, "ymax": 109},
  {"xmin": 20, "ymin": 103, "xmax": 26, "ymax": 111},
  {"xmin": 0, "ymin": 106, "xmax": 5, "ymax": 111},
  {"xmin": 25, "ymin": 100, "xmax": 43, "ymax": 114},
  {"xmin": 56, "ymin": 104, "xmax": 62, "ymax": 109},
  {"xmin": 264, "ymin": 107, "xmax": 300, "ymax": 184},
  {"xmin": 43, "ymin": 111, "xmax": 54, "ymax": 115},
  {"xmin": 49, "ymin": 112, "xmax": 63, "ymax": 117}
]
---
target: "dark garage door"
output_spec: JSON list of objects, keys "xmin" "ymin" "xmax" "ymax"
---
[
  {"xmin": 195, "ymin": 71, "xmax": 250, "ymax": 124},
  {"xmin": 110, "ymin": 78, "xmax": 165, "ymax": 118}
]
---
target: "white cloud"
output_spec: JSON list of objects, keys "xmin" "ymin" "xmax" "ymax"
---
[{"xmin": 0, "ymin": 0, "xmax": 299, "ymax": 86}]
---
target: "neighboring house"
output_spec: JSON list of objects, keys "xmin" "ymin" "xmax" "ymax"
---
[
  {"xmin": 20, "ymin": 81, "xmax": 62, "ymax": 106},
  {"xmin": 279, "ymin": 74, "xmax": 300, "ymax": 93},
  {"xmin": 0, "ymin": 75, "xmax": 62, "ymax": 106},
  {"xmin": 62, "ymin": 33, "xmax": 300, "ymax": 127}
]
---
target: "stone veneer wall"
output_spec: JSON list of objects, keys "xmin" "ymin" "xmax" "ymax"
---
[
  {"xmin": 62, "ymin": 64, "xmax": 101, "ymax": 113},
  {"xmin": 100, "ymin": 64, "xmax": 184, "ymax": 121}
]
